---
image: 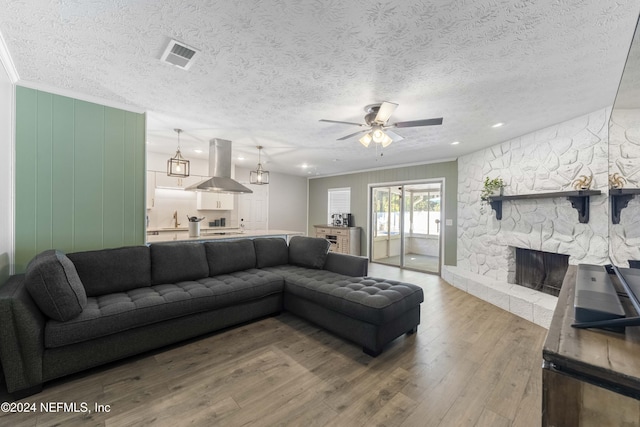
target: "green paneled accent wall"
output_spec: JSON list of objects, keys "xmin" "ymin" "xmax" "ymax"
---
[
  {"xmin": 14, "ymin": 87, "xmax": 145, "ymax": 272},
  {"xmin": 308, "ymin": 161, "xmax": 458, "ymax": 266}
]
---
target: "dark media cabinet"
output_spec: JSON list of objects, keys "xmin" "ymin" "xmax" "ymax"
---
[{"xmin": 542, "ymin": 266, "xmax": 640, "ymax": 426}]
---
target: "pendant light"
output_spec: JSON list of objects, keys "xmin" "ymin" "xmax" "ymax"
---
[
  {"xmin": 250, "ymin": 146, "xmax": 269, "ymax": 185},
  {"xmin": 167, "ymin": 128, "xmax": 190, "ymax": 177}
]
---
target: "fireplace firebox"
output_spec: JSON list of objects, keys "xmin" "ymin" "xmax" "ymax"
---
[{"xmin": 515, "ymin": 248, "xmax": 569, "ymax": 297}]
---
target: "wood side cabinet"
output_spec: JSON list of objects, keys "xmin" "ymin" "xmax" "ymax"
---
[
  {"xmin": 314, "ymin": 225, "xmax": 361, "ymax": 256},
  {"xmin": 542, "ymin": 266, "xmax": 640, "ymax": 426}
]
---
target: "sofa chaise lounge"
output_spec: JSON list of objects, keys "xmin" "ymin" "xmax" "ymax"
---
[{"xmin": 0, "ymin": 236, "xmax": 424, "ymax": 398}]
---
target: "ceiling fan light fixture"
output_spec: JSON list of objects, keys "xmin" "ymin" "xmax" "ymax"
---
[
  {"xmin": 320, "ymin": 101, "xmax": 443, "ymax": 149},
  {"xmin": 359, "ymin": 133, "xmax": 372, "ymax": 147},
  {"xmin": 381, "ymin": 134, "xmax": 393, "ymax": 147},
  {"xmin": 371, "ymin": 126, "xmax": 386, "ymax": 143},
  {"xmin": 250, "ymin": 146, "xmax": 269, "ymax": 185},
  {"xmin": 167, "ymin": 128, "xmax": 190, "ymax": 177}
]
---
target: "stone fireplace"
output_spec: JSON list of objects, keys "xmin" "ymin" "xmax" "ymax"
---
[{"xmin": 444, "ymin": 108, "xmax": 611, "ymax": 329}]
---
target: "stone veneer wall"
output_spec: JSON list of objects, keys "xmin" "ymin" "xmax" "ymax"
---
[
  {"xmin": 609, "ymin": 109, "xmax": 640, "ymax": 266},
  {"xmin": 457, "ymin": 108, "xmax": 610, "ymax": 282},
  {"xmin": 443, "ymin": 108, "xmax": 611, "ymax": 329}
]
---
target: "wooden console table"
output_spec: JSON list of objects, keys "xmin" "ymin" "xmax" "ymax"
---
[
  {"xmin": 542, "ymin": 265, "xmax": 640, "ymax": 426},
  {"xmin": 314, "ymin": 225, "xmax": 361, "ymax": 255}
]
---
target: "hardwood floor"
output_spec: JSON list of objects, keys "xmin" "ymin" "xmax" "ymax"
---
[{"xmin": 0, "ymin": 264, "xmax": 547, "ymax": 426}]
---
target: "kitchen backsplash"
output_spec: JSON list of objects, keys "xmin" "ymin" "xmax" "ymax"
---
[{"xmin": 147, "ymin": 188, "xmax": 237, "ymax": 229}]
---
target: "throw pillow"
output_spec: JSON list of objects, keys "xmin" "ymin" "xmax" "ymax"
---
[{"xmin": 24, "ymin": 249, "xmax": 87, "ymax": 321}]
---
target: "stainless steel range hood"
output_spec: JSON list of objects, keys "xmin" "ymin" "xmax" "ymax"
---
[{"xmin": 185, "ymin": 139, "xmax": 253, "ymax": 193}]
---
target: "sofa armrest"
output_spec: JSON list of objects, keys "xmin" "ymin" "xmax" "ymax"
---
[
  {"xmin": 0, "ymin": 275, "xmax": 45, "ymax": 394},
  {"xmin": 323, "ymin": 252, "xmax": 368, "ymax": 277}
]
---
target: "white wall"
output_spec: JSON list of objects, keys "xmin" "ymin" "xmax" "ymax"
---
[
  {"xmin": 267, "ymin": 171, "xmax": 307, "ymax": 232},
  {"xmin": 457, "ymin": 108, "xmax": 610, "ymax": 282},
  {"xmin": 236, "ymin": 166, "xmax": 308, "ymax": 233},
  {"xmin": 0, "ymin": 57, "xmax": 13, "ymax": 283}
]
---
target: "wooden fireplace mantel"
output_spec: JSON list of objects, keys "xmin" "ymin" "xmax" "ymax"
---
[{"xmin": 487, "ymin": 190, "xmax": 601, "ymax": 223}]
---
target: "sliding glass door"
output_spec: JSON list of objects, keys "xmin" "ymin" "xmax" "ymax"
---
[
  {"xmin": 371, "ymin": 181, "xmax": 442, "ymax": 273},
  {"xmin": 372, "ymin": 187, "xmax": 402, "ymax": 267}
]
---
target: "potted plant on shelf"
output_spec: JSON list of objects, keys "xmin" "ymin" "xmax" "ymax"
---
[{"xmin": 480, "ymin": 177, "xmax": 505, "ymax": 202}]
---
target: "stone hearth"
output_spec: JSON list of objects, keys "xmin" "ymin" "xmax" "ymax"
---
[{"xmin": 442, "ymin": 265, "xmax": 557, "ymax": 329}]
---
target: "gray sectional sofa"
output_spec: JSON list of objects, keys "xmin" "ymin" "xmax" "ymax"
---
[{"xmin": 0, "ymin": 236, "xmax": 423, "ymax": 398}]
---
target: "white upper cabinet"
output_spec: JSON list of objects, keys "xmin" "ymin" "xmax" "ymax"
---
[
  {"xmin": 154, "ymin": 173, "xmax": 204, "ymax": 190},
  {"xmin": 196, "ymin": 192, "xmax": 235, "ymax": 210}
]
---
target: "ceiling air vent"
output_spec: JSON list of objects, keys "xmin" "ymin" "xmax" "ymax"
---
[{"xmin": 160, "ymin": 39, "xmax": 199, "ymax": 70}]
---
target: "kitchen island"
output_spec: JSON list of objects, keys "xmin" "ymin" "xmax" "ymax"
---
[{"xmin": 146, "ymin": 229, "xmax": 305, "ymax": 244}]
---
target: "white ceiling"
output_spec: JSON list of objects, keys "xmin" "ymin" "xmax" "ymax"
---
[{"xmin": 1, "ymin": 0, "xmax": 639, "ymax": 177}]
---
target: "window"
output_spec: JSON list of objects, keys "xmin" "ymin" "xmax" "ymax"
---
[
  {"xmin": 327, "ymin": 188, "xmax": 351, "ymax": 224},
  {"xmin": 404, "ymin": 190, "xmax": 441, "ymax": 236}
]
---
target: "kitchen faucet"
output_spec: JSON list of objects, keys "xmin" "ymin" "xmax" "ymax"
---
[{"xmin": 173, "ymin": 211, "xmax": 180, "ymax": 228}]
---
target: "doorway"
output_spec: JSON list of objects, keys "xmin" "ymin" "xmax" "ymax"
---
[
  {"xmin": 370, "ymin": 181, "xmax": 442, "ymax": 274},
  {"xmin": 238, "ymin": 184, "xmax": 269, "ymax": 230}
]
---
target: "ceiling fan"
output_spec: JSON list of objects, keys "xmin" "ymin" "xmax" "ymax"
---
[{"xmin": 319, "ymin": 102, "xmax": 443, "ymax": 148}]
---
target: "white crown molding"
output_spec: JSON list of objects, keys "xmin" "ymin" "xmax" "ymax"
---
[
  {"xmin": 308, "ymin": 157, "xmax": 459, "ymax": 179},
  {"xmin": 0, "ymin": 30, "xmax": 18, "ymax": 83},
  {"xmin": 16, "ymin": 80, "xmax": 146, "ymax": 114}
]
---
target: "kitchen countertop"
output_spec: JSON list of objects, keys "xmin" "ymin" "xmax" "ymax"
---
[
  {"xmin": 146, "ymin": 229, "xmax": 305, "ymax": 243},
  {"xmin": 147, "ymin": 226, "xmax": 239, "ymax": 233}
]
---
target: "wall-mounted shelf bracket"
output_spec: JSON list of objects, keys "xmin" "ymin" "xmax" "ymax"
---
[
  {"xmin": 610, "ymin": 189, "xmax": 640, "ymax": 224},
  {"xmin": 489, "ymin": 200, "xmax": 503, "ymax": 220}
]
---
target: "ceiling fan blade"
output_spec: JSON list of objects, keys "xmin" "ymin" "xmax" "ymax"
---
[
  {"xmin": 393, "ymin": 117, "xmax": 443, "ymax": 128},
  {"xmin": 319, "ymin": 119, "xmax": 366, "ymax": 127},
  {"xmin": 375, "ymin": 101, "xmax": 398, "ymax": 123},
  {"xmin": 385, "ymin": 130, "xmax": 404, "ymax": 142},
  {"xmin": 337, "ymin": 129, "xmax": 369, "ymax": 141}
]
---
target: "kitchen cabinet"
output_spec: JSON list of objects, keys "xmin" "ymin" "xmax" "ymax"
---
[
  {"xmin": 314, "ymin": 225, "xmax": 360, "ymax": 255},
  {"xmin": 146, "ymin": 171, "xmax": 155, "ymax": 208},
  {"xmin": 197, "ymin": 192, "xmax": 235, "ymax": 210},
  {"xmin": 154, "ymin": 172, "xmax": 203, "ymax": 190}
]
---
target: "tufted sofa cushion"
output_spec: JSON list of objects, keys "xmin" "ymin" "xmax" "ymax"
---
[
  {"xmin": 264, "ymin": 265, "xmax": 424, "ymax": 325},
  {"xmin": 44, "ymin": 269, "xmax": 283, "ymax": 348}
]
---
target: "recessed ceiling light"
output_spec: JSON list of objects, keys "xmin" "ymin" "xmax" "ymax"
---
[
  {"xmin": 451, "ymin": 141, "xmax": 460, "ymax": 145},
  {"xmin": 237, "ymin": 156, "xmax": 245, "ymax": 161},
  {"xmin": 492, "ymin": 122, "xmax": 504, "ymax": 128},
  {"xmin": 194, "ymin": 149, "xmax": 203, "ymax": 153},
  {"xmin": 301, "ymin": 163, "xmax": 309, "ymax": 169}
]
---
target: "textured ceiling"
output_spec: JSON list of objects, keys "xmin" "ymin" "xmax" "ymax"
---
[{"xmin": 1, "ymin": 0, "xmax": 639, "ymax": 176}]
